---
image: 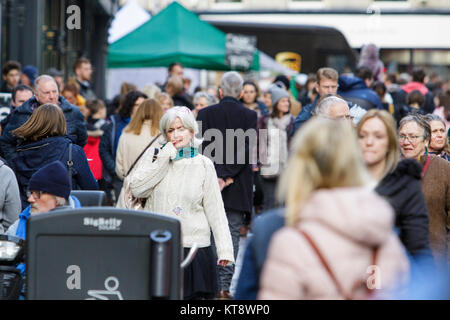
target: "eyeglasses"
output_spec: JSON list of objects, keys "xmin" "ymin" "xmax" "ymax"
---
[
  {"xmin": 398, "ymin": 135, "xmax": 423, "ymax": 144},
  {"xmin": 26, "ymin": 190, "xmax": 45, "ymax": 199}
]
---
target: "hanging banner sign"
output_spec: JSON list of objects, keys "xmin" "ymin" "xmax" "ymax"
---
[{"xmin": 225, "ymin": 33, "xmax": 257, "ymax": 70}]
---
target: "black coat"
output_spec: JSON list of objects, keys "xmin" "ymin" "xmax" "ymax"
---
[
  {"xmin": 172, "ymin": 93, "xmax": 194, "ymax": 110},
  {"xmin": 375, "ymin": 159, "xmax": 434, "ymax": 261},
  {"xmin": 197, "ymin": 97, "xmax": 257, "ymax": 214}
]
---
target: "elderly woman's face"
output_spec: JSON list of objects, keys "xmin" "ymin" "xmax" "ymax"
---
[
  {"xmin": 194, "ymin": 97, "xmax": 209, "ymax": 112},
  {"xmin": 399, "ymin": 121, "xmax": 428, "ymax": 159},
  {"xmin": 167, "ymin": 117, "xmax": 193, "ymax": 149},
  {"xmin": 429, "ymin": 120, "xmax": 447, "ymax": 152}
]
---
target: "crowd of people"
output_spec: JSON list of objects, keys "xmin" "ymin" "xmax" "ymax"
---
[{"xmin": 0, "ymin": 44, "xmax": 449, "ymax": 300}]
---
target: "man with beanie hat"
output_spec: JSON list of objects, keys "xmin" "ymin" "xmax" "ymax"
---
[
  {"xmin": 4, "ymin": 161, "xmax": 81, "ymax": 300},
  {"xmin": 5, "ymin": 161, "xmax": 81, "ymax": 239}
]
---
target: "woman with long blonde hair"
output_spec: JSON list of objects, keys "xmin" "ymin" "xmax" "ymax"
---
[
  {"xmin": 115, "ymin": 98, "xmax": 164, "ymax": 181},
  {"xmin": 258, "ymin": 118, "xmax": 409, "ymax": 300}
]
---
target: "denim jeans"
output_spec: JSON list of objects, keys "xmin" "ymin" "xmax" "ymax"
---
[{"xmin": 211, "ymin": 209, "xmax": 244, "ymax": 292}]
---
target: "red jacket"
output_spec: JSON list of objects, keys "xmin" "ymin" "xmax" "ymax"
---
[{"xmin": 83, "ymin": 136, "xmax": 102, "ymax": 180}]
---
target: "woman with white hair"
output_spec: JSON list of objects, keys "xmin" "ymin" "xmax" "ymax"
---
[
  {"xmin": 192, "ymin": 91, "xmax": 216, "ymax": 118},
  {"xmin": 129, "ymin": 106, "xmax": 234, "ymax": 300}
]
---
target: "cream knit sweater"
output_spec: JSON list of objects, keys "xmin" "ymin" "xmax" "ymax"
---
[{"xmin": 129, "ymin": 142, "xmax": 234, "ymax": 263}]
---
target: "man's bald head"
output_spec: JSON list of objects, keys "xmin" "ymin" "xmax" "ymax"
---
[
  {"xmin": 314, "ymin": 95, "xmax": 351, "ymax": 121},
  {"xmin": 35, "ymin": 75, "xmax": 59, "ymax": 105}
]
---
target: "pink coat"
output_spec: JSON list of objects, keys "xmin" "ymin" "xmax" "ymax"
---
[{"xmin": 258, "ymin": 187, "xmax": 410, "ymax": 300}]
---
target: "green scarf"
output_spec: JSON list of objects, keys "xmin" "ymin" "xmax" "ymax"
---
[{"xmin": 173, "ymin": 147, "xmax": 199, "ymax": 161}]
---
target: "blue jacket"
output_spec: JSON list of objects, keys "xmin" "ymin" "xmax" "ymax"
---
[
  {"xmin": 6, "ymin": 196, "xmax": 81, "ymax": 300},
  {"xmin": 234, "ymin": 208, "xmax": 285, "ymax": 300},
  {"xmin": 291, "ymin": 96, "xmax": 319, "ymax": 135},
  {"xmin": 338, "ymin": 75, "xmax": 383, "ymax": 110},
  {"xmin": 12, "ymin": 136, "xmax": 98, "ymax": 209},
  {"xmin": 0, "ymin": 96, "xmax": 87, "ymax": 162}
]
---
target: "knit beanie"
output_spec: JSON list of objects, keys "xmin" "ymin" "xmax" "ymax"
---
[
  {"xmin": 28, "ymin": 161, "xmax": 71, "ymax": 199},
  {"xmin": 269, "ymin": 84, "xmax": 290, "ymax": 107},
  {"xmin": 22, "ymin": 65, "xmax": 38, "ymax": 86}
]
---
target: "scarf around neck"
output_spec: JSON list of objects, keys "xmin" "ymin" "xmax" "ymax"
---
[{"xmin": 173, "ymin": 147, "xmax": 199, "ymax": 161}]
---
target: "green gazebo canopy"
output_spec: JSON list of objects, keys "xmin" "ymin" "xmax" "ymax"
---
[{"xmin": 107, "ymin": 2, "xmax": 259, "ymax": 71}]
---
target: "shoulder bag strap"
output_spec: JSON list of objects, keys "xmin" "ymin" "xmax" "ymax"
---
[
  {"xmin": 67, "ymin": 143, "xmax": 73, "ymax": 190},
  {"xmin": 295, "ymin": 228, "xmax": 350, "ymax": 300},
  {"xmin": 125, "ymin": 133, "xmax": 161, "ymax": 177},
  {"xmin": 421, "ymin": 154, "xmax": 431, "ymax": 178}
]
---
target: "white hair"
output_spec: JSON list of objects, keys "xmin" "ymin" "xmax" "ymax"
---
[
  {"xmin": 220, "ymin": 71, "xmax": 243, "ymax": 98},
  {"xmin": 314, "ymin": 96, "xmax": 349, "ymax": 118},
  {"xmin": 35, "ymin": 74, "xmax": 59, "ymax": 94},
  {"xmin": 193, "ymin": 91, "xmax": 216, "ymax": 105},
  {"xmin": 55, "ymin": 196, "xmax": 67, "ymax": 207},
  {"xmin": 159, "ymin": 106, "xmax": 203, "ymax": 147}
]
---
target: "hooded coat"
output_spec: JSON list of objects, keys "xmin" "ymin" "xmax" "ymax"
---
[
  {"xmin": 338, "ymin": 75, "xmax": 383, "ymax": 110},
  {"xmin": 258, "ymin": 187, "xmax": 410, "ymax": 300},
  {"xmin": 357, "ymin": 44, "xmax": 384, "ymax": 82}
]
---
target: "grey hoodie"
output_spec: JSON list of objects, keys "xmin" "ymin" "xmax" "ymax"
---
[{"xmin": 0, "ymin": 159, "xmax": 21, "ymax": 233}]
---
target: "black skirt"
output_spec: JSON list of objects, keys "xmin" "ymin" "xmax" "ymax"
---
[{"xmin": 183, "ymin": 246, "xmax": 218, "ymax": 300}]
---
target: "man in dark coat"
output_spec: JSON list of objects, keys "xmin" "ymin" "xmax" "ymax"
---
[
  {"xmin": 338, "ymin": 66, "xmax": 383, "ymax": 111},
  {"xmin": 197, "ymin": 71, "xmax": 257, "ymax": 299},
  {"xmin": 0, "ymin": 75, "xmax": 87, "ymax": 162}
]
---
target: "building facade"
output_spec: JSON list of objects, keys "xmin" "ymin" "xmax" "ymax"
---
[{"xmin": 1, "ymin": 0, "xmax": 119, "ymax": 99}]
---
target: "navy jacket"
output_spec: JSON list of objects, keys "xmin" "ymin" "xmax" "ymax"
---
[
  {"xmin": 375, "ymin": 159, "xmax": 434, "ymax": 262},
  {"xmin": 197, "ymin": 97, "xmax": 257, "ymax": 214},
  {"xmin": 99, "ymin": 114, "xmax": 128, "ymax": 183},
  {"xmin": 234, "ymin": 208, "xmax": 285, "ymax": 300},
  {"xmin": 12, "ymin": 136, "xmax": 98, "ymax": 209},
  {"xmin": 291, "ymin": 96, "xmax": 319, "ymax": 135},
  {"xmin": 0, "ymin": 96, "xmax": 87, "ymax": 162},
  {"xmin": 338, "ymin": 75, "xmax": 383, "ymax": 110}
]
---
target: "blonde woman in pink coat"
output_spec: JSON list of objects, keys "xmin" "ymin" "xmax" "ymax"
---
[{"xmin": 258, "ymin": 118, "xmax": 410, "ymax": 300}]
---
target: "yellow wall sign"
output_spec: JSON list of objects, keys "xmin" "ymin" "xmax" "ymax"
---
[{"xmin": 275, "ymin": 52, "xmax": 301, "ymax": 72}]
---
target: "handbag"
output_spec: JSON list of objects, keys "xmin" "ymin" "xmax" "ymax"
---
[{"xmin": 121, "ymin": 134, "xmax": 161, "ymax": 210}]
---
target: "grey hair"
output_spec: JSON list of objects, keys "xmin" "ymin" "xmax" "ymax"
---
[
  {"xmin": 193, "ymin": 91, "xmax": 216, "ymax": 105},
  {"xmin": 159, "ymin": 106, "xmax": 203, "ymax": 147},
  {"xmin": 35, "ymin": 75, "xmax": 59, "ymax": 94},
  {"xmin": 399, "ymin": 114, "xmax": 431, "ymax": 143},
  {"xmin": 55, "ymin": 196, "xmax": 67, "ymax": 207},
  {"xmin": 220, "ymin": 71, "xmax": 243, "ymax": 98},
  {"xmin": 314, "ymin": 96, "xmax": 349, "ymax": 118},
  {"xmin": 424, "ymin": 113, "xmax": 446, "ymax": 128}
]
